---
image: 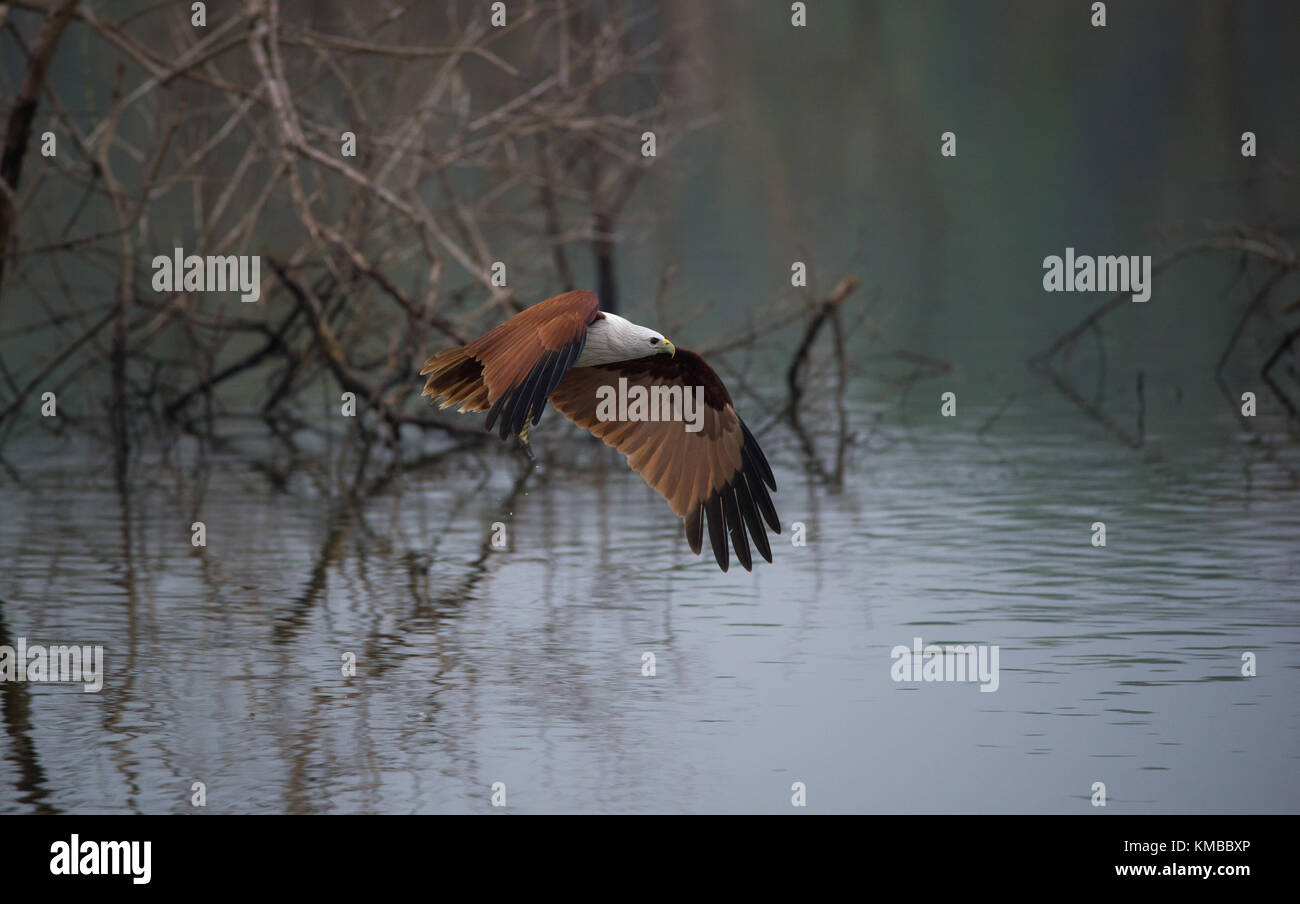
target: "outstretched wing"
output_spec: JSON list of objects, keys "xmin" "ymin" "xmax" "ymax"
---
[
  {"xmin": 547, "ymin": 349, "xmax": 780, "ymax": 572},
  {"xmin": 420, "ymin": 290, "xmax": 601, "ymax": 439}
]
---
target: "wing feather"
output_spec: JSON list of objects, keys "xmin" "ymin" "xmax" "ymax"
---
[
  {"xmin": 703, "ymin": 492, "xmax": 729, "ymax": 572},
  {"xmin": 720, "ymin": 482, "xmax": 751, "ymax": 571},
  {"xmin": 685, "ymin": 504, "xmax": 705, "ymax": 556},
  {"xmin": 547, "ymin": 349, "xmax": 780, "ymax": 571},
  {"xmin": 738, "ymin": 472, "xmax": 772, "ymax": 563},
  {"xmin": 421, "ymin": 290, "xmax": 600, "ymax": 438}
]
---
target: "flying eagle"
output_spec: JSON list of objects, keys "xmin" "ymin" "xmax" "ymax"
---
[{"xmin": 419, "ymin": 290, "xmax": 780, "ymax": 571}]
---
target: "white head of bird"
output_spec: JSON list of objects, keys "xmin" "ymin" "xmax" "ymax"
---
[{"xmin": 576, "ymin": 312, "xmax": 675, "ymax": 367}]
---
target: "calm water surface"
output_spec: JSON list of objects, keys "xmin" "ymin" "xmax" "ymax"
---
[{"xmin": 1, "ymin": 392, "xmax": 1297, "ymax": 813}]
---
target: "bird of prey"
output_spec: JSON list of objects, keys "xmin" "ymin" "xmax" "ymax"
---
[{"xmin": 419, "ymin": 290, "xmax": 780, "ymax": 571}]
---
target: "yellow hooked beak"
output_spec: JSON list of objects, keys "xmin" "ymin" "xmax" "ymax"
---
[{"xmin": 662, "ymin": 339, "xmax": 676, "ymax": 356}]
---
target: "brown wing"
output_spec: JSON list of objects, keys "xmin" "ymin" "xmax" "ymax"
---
[
  {"xmin": 419, "ymin": 290, "xmax": 601, "ymax": 439},
  {"xmin": 547, "ymin": 350, "xmax": 780, "ymax": 572}
]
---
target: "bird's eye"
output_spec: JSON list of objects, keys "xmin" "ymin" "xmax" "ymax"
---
[{"xmin": 649, "ymin": 337, "xmax": 659, "ymax": 345}]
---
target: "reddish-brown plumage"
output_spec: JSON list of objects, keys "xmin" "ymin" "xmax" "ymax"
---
[
  {"xmin": 419, "ymin": 291, "xmax": 779, "ymax": 571},
  {"xmin": 420, "ymin": 290, "xmax": 600, "ymax": 438},
  {"xmin": 548, "ymin": 353, "xmax": 778, "ymax": 571}
]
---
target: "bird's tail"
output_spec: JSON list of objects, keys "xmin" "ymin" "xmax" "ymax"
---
[{"xmin": 419, "ymin": 347, "xmax": 492, "ymax": 413}]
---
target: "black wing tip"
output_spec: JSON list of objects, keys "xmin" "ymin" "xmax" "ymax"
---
[
  {"xmin": 739, "ymin": 419, "xmax": 777, "ymax": 491},
  {"xmin": 687, "ymin": 421, "xmax": 780, "ymax": 570},
  {"xmin": 489, "ymin": 336, "xmax": 586, "ymax": 442},
  {"xmin": 696, "ymin": 471, "xmax": 780, "ymax": 573},
  {"xmin": 721, "ymin": 484, "xmax": 753, "ymax": 571}
]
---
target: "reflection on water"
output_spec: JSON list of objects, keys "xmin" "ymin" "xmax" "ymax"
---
[{"xmin": 0, "ymin": 392, "xmax": 1297, "ymax": 814}]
